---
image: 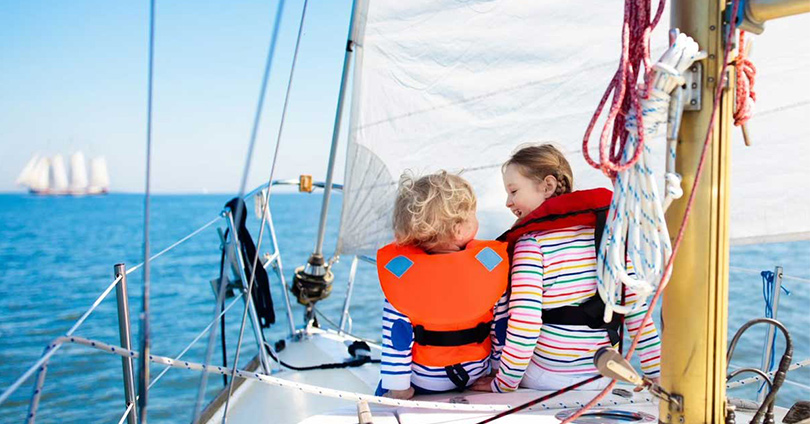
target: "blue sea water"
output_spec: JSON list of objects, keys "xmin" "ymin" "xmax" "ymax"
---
[{"xmin": 0, "ymin": 193, "xmax": 807, "ymax": 423}]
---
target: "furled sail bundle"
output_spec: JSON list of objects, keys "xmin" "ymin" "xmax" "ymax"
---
[{"xmin": 337, "ymin": 0, "xmax": 810, "ymax": 257}]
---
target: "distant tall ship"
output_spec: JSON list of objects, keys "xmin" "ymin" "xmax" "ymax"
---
[{"xmin": 16, "ymin": 152, "xmax": 110, "ymax": 195}]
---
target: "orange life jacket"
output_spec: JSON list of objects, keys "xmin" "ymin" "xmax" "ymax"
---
[{"xmin": 377, "ymin": 240, "xmax": 508, "ymax": 368}]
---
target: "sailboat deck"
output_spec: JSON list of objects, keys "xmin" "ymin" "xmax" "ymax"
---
[{"xmin": 200, "ymin": 328, "xmax": 791, "ymax": 423}]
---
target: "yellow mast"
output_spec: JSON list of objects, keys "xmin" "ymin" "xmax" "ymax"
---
[{"xmin": 661, "ymin": 0, "xmax": 733, "ymax": 423}]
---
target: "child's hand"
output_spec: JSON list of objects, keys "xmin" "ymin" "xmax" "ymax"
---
[
  {"xmin": 470, "ymin": 376, "xmax": 495, "ymax": 392},
  {"xmin": 383, "ymin": 387, "xmax": 415, "ymax": 400}
]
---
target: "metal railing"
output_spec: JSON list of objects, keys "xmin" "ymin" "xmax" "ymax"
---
[{"xmin": 0, "ymin": 180, "xmax": 339, "ymax": 423}]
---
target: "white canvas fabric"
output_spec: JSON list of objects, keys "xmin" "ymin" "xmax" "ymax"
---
[
  {"xmin": 336, "ymin": 0, "xmax": 810, "ymax": 256},
  {"xmin": 728, "ymin": 14, "xmax": 810, "ymax": 245}
]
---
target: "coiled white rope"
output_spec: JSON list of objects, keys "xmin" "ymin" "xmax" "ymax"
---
[
  {"xmin": 597, "ymin": 33, "xmax": 703, "ymax": 321},
  {"xmin": 46, "ymin": 336, "xmax": 653, "ymax": 413},
  {"xmin": 726, "ymin": 358, "xmax": 810, "ymax": 389}
]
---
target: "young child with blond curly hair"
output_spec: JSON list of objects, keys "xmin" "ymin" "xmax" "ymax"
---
[{"xmin": 375, "ymin": 171, "xmax": 509, "ymax": 400}]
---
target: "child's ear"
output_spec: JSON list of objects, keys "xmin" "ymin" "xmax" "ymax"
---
[
  {"xmin": 452, "ymin": 222, "xmax": 464, "ymax": 243},
  {"xmin": 542, "ymin": 175, "xmax": 558, "ymax": 198}
]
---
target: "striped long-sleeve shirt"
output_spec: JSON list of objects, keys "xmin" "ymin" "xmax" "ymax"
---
[
  {"xmin": 491, "ymin": 226, "xmax": 661, "ymax": 392},
  {"xmin": 380, "ymin": 298, "xmax": 498, "ymax": 392}
]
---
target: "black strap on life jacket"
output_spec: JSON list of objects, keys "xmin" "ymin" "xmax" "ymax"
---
[
  {"xmin": 445, "ymin": 364, "xmax": 471, "ymax": 392},
  {"xmin": 412, "ymin": 321, "xmax": 491, "ymax": 347},
  {"xmin": 539, "ymin": 208, "xmax": 625, "ymax": 345},
  {"xmin": 224, "ymin": 198, "xmax": 275, "ymax": 327}
]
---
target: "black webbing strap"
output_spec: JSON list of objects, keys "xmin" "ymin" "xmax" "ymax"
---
[
  {"xmin": 444, "ymin": 364, "xmax": 470, "ymax": 392},
  {"xmin": 541, "ymin": 208, "xmax": 623, "ymax": 345},
  {"xmin": 413, "ymin": 321, "xmax": 491, "ymax": 347},
  {"xmin": 542, "ymin": 297, "xmax": 623, "ymax": 345}
]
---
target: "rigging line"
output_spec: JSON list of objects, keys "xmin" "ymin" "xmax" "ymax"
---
[
  {"xmin": 727, "ymin": 363, "xmax": 809, "ymax": 391},
  {"xmin": 727, "ymin": 358, "xmax": 810, "ymax": 389},
  {"xmin": 311, "ymin": 306, "xmax": 383, "ymax": 349},
  {"xmin": 730, "ymin": 265, "xmax": 768, "ymax": 274},
  {"xmin": 221, "ymin": 1, "xmax": 287, "ymax": 422},
  {"xmin": 729, "ymin": 266, "xmax": 810, "ymax": 284},
  {"xmin": 0, "ymin": 275, "xmax": 122, "ymax": 406},
  {"xmin": 126, "ymin": 216, "xmax": 219, "ymax": 275},
  {"xmin": 783, "ymin": 378, "xmax": 810, "ymax": 391},
  {"xmin": 1, "ymin": 212, "xmax": 216, "ymax": 407},
  {"xmin": 783, "ymin": 274, "xmax": 810, "ymax": 284},
  {"xmin": 151, "ymin": 292, "xmax": 244, "ymax": 390},
  {"xmin": 191, "ymin": 253, "xmax": 233, "ymax": 423},
  {"xmin": 131, "ymin": 292, "xmax": 246, "ymax": 423},
  {"xmin": 245, "ymin": 0, "xmax": 310, "ymax": 329},
  {"xmin": 117, "ymin": 403, "xmax": 135, "ymax": 424},
  {"xmin": 45, "ymin": 335, "xmax": 659, "ymax": 412},
  {"xmin": 138, "ymin": 0, "xmax": 157, "ymax": 421}
]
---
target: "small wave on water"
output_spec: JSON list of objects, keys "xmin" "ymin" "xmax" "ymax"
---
[{"xmin": 0, "ymin": 193, "xmax": 807, "ymax": 423}]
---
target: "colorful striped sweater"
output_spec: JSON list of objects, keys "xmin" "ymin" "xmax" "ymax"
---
[
  {"xmin": 490, "ymin": 225, "xmax": 661, "ymax": 392},
  {"xmin": 380, "ymin": 299, "xmax": 498, "ymax": 392}
]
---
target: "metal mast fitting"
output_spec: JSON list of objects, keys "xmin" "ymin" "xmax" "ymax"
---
[
  {"xmin": 294, "ymin": 0, "xmax": 367, "ymax": 323},
  {"xmin": 738, "ymin": 0, "xmax": 810, "ymax": 33}
]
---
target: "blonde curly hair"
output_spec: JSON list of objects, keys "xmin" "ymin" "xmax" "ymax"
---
[{"xmin": 393, "ymin": 171, "xmax": 477, "ymax": 250}]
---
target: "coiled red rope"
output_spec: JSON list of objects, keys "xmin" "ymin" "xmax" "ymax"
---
[
  {"xmin": 582, "ymin": 0, "xmax": 666, "ymax": 179},
  {"xmin": 734, "ymin": 31, "xmax": 757, "ymax": 127}
]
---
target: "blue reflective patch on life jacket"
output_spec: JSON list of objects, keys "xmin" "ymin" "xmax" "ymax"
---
[
  {"xmin": 391, "ymin": 319, "xmax": 413, "ymax": 350},
  {"xmin": 385, "ymin": 256, "xmax": 414, "ymax": 278},
  {"xmin": 475, "ymin": 247, "xmax": 503, "ymax": 272}
]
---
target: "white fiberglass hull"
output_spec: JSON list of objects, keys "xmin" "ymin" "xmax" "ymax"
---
[{"xmin": 199, "ymin": 328, "xmax": 790, "ymax": 424}]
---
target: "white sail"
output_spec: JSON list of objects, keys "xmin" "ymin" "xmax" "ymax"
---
[
  {"xmin": 69, "ymin": 152, "xmax": 88, "ymax": 192},
  {"xmin": 88, "ymin": 157, "xmax": 110, "ymax": 193},
  {"xmin": 16, "ymin": 154, "xmax": 41, "ymax": 187},
  {"xmin": 728, "ymin": 15, "xmax": 810, "ymax": 245},
  {"xmin": 50, "ymin": 154, "xmax": 69, "ymax": 191},
  {"xmin": 338, "ymin": 1, "xmax": 671, "ymax": 256},
  {"xmin": 337, "ymin": 1, "xmax": 810, "ymax": 256},
  {"xmin": 30, "ymin": 157, "xmax": 51, "ymax": 192}
]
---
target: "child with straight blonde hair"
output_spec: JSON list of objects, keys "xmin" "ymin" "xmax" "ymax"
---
[
  {"xmin": 473, "ymin": 143, "xmax": 661, "ymax": 393},
  {"xmin": 376, "ymin": 171, "xmax": 509, "ymax": 399}
]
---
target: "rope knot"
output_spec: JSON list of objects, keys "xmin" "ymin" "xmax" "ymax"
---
[{"xmin": 734, "ymin": 31, "xmax": 757, "ymax": 127}]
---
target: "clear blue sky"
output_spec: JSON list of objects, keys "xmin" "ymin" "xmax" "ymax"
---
[{"xmin": 0, "ymin": 0, "xmax": 354, "ymax": 193}]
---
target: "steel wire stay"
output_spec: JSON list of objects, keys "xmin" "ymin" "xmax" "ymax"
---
[
  {"xmin": 730, "ymin": 266, "xmax": 810, "ymax": 284},
  {"xmin": 0, "ymin": 182, "xmax": 278, "ymax": 409},
  {"xmin": 219, "ymin": 0, "xmax": 288, "ymax": 421}
]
